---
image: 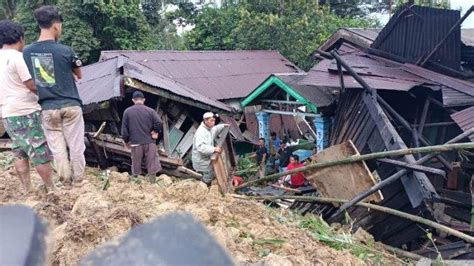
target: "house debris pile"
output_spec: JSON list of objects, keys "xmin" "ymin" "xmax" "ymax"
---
[{"xmin": 238, "ymin": 5, "xmax": 474, "ymax": 260}]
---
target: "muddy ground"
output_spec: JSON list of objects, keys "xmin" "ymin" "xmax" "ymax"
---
[{"xmin": 0, "ymin": 153, "xmax": 403, "ymax": 265}]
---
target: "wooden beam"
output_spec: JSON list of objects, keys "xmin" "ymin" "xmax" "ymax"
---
[
  {"xmin": 162, "ymin": 114, "xmax": 171, "ymax": 155},
  {"xmin": 418, "ymin": 97, "xmax": 430, "ymax": 136},
  {"xmin": 93, "ymin": 122, "xmax": 107, "ymax": 138},
  {"xmin": 412, "ymin": 122, "xmax": 456, "ymax": 128},
  {"xmin": 261, "ymin": 109, "xmax": 320, "ymax": 117},
  {"xmin": 124, "ymin": 77, "xmax": 229, "ymax": 113},
  {"xmin": 377, "ymin": 158, "xmax": 446, "ymax": 177},
  {"xmin": 260, "ymin": 99, "xmax": 305, "ymax": 105}
]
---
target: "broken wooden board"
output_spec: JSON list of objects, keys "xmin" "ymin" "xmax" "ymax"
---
[
  {"xmin": 211, "ymin": 127, "xmax": 237, "ymax": 194},
  {"xmin": 172, "ymin": 123, "xmax": 198, "ymax": 159},
  {"xmin": 307, "ymin": 140, "xmax": 383, "ymax": 202}
]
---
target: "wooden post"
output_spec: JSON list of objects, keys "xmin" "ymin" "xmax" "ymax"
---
[{"xmin": 162, "ymin": 114, "xmax": 171, "ymax": 155}]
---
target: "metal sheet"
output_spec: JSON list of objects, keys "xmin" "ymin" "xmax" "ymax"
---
[
  {"xmin": 371, "ymin": 5, "xmax": 461, "ymax": 70},
  {"xmin": 451, "ymin": 106, "xmax": 474, "ymax": 142},
  {"xmin": 100, "ymin": 50, "xmax": 302, "ymax": 100}
]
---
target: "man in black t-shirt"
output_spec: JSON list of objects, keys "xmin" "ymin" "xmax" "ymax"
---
[
  {"xmin": 121, "ymin": 91, "xmax": 163, "ymax": 182},
  {"xmin": 23, "ymin": 6, "xmax": 85, "ymax": 186}
]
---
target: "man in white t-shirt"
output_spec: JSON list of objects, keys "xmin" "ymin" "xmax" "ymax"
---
[{"xmin": 0, "ymin": 20, "xmax": 56, "ymax": 192}]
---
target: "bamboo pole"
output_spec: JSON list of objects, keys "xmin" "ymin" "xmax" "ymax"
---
[
  {"xmin": 232, "ymin": 194, "xmax": 474, "ymax": 244},
  {"xmin": 235, "ymin": 142, "xmax": 474, "ymax": 190}
]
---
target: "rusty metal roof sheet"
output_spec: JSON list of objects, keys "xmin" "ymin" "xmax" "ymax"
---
[
  {"xmin": 100, "ymin": 50, "xmax": 302, "ymax": 100},
  {"xmin": 123, "ymin": 60, "xmax": 232, "ymax": 112},
  {"xmin": 305, "ymin": 44, "xmax": 474, "ymax": 107},
  {"xmin": 451, "ymin": 106, "xmax": 474, "ymax": 141},
  {"xmin": 77, "ymin": 57, "xmax": 232, "ymax": 112}
]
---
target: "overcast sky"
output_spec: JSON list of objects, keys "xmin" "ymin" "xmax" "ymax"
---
[
  {"xmin": 373, "ymin": 1, "xmax": 474, "ymax": 28},
  {"xmin": 451, "ymin": 0, "xmax": 474, "ymax": 28}
]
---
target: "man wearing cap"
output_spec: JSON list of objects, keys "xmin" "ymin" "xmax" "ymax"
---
[
  {"xmin": 192, "ymin": 112, "xmax": 228, "ymax": 186},
  {"xmin": 121, "ymin": 91, "xmax": 163, "ymax": 182}
]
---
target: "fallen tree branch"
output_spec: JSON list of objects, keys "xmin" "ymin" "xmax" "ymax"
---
[
  {"xmin": 235, "ymin": 142, "xmax": 474, "ymax": 190},
  {"xmin": 231, "ymin": 194, "xmax": 474, "ymax": 244}
]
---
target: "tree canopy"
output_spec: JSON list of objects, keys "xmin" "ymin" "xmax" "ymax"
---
[
  {"xmin": 6, "ymin": 0, "xmax": 452, "ymax": 70},
  {"xmin": 186, "ymin": 2, "xmax": 379, "ymax": 70}
]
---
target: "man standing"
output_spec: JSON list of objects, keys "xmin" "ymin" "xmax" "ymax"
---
[
  {"xmin": 22, "ymin": 6, "xmax": 85, "ymax": 186},
  {"xmin": 0, "ymin": 20, "xmax": 56, "ymax": 192},
  {"xmin": 256, "ymin": 138, "xmax": 268, "ymax": 178},
  {"xmin": 121, "ymin": 91, "xmax": 162, "ymax": 182},
  {"xmin": 192, "ymin": 112, "xmax": 228, "ymax": 186},
  {"xmin": 277, "ymin": 142, "xmax": 291, "ymax": 173}
]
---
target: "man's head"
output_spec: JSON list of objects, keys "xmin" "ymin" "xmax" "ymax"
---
[
  {"xmin": 34, "ymin": 5, "xmax": 63, "ymax": 40},
  {"xmin": 203, "ymin": 112, "xmax": 216, "ymax": 128},
  {"xmin": 132, "ymin": 91, "xmax": 145, "ymax": 105},
  {"xmin": 280, "ymin": 142, "xmax": 287, "ymax": 149},
  {"xmin": 0, "ymin": 20, "xmax": 25, "ymax": 51},
  {"xmin": 270, "ymin": 132, "xmax": 277, "ymax": 140},
  {"xmin": 258, "ymin": 138, "xmax": 265, "ymax": 147}
]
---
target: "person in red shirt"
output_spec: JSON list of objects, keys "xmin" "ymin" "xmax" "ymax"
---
[{"xmin": 286, "ymin": 154, "xmax": 306, "ymax": 188}]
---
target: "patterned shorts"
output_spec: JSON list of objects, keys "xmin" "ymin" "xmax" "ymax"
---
[{"xmin": 4, "ymin": 111, "xmax": 52, "ymax": 166}]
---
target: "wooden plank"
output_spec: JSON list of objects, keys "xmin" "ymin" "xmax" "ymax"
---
[
  {"xmin": 173, "ymin": 123, "xmax": 198, "ymax": 159},
  {"xmin": 169, "ymin": 128, "xmax": 184, "ymax": 153},
  {"xmin": 211, "ymin": 127, "xmax": 234, "ymax": 194},
  {"xmin": 162, "ymin": 114, "xmax": 171, "ymax": 155},
  {"xmin": 447, "ymin": 163, "xmax": 460, "ymax": 190},
  {"xmin": 307, "ymin": 140, "xmax": 383, "ymax": 202}
]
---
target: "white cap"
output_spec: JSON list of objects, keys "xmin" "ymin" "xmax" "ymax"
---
[{"xmin": 203, "ymin": 112, "xmax": 215, "ymax": 119}]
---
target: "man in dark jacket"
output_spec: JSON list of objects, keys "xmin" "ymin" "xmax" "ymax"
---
[
  {"xmin": 278, "ymin": 142, "xmax": 291, "ymax": 172},
  {"xmin": 121, "ymin": 91, "xmax": 162, "ymax": 182}
]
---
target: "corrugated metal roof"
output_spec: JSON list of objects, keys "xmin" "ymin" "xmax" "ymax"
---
[
  {"xmin": 100, "ymin": 50, "xmax": 302, "ymax": 100},
  {"xmin": 76, "ymin": 57, "xmax": 232, "ymax": 112},
  {"xmin": 451, "ymin": 106, "xmax": 474, "ymax": 141},
  {"xmin": 123, "ymin": 60, "xmax": 232, "ymax": 112},
  {"xmin": 303, "ymin": 45, "xmax": 441, "ymax": 92},
  {"xmin": 305, "ymin": 44, "xmax": 474, "ymax": 107},
  {"xmin": 76, "ymin": 57, "xmax": 122, "ymax": 107},
  {"xmin": 372, "ymin": 5, "xmax": 461, "ymax": 70}
]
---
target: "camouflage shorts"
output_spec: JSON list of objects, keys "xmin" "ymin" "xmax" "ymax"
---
[{"xmin": 4, "ymin": 111, "xmax": 52, "ymax": 166}]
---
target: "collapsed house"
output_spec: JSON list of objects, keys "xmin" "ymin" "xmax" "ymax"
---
[
  {"xmin": 284, "ymin": 5, "xmax": 474, "ymax": 258},
  {"xmin": 77, "ymin": 50, "xmax": 302, "ymax": 176}
]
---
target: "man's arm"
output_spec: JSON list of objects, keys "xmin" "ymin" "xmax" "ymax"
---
[
  {"xmin": 195, "ymin": 132, "xmax": 218, "ymax": 155},
  {"xmin": 70, "ymin": 48, "xmax": 83, "ymax": 80},
  {"xmin": 15, "ymin": 54, "xmax": 36, "ymax": 93},
  {"xmin": 73, "ymin": 67, "xmax": 82, "ymax": 80},
  {"xmin": 23, "ymin": 79, "xmax": 37, "ymax": 94},
  {"xmin": 151, "ymin": 111, "xmax": 163, "ymax": 133},
  {"xmin": 121, "ymin": 111, "xmax": 130, "ymax": 144}
]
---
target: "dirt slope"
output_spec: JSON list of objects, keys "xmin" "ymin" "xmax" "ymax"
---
[{"xmin": 0, "ymin": 157, "xmax": 390, "ymax": 265}]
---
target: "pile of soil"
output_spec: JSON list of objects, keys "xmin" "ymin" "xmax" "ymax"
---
[{"xmin": 0, "ymin": 155, "xmax": 397, "ymax": 265}]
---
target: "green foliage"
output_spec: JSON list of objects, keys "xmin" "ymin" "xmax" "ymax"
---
[
  {"xmin": 185, "ymin": 3, "xmax": 379, "ymax": 70},
  {"xmin": 236, "ymin": 154, "xmax": 259, "ymax": 181},
  {"xmin": 58, "ymin": 1, "xmax": 100, "ymax": 64},
  {"xmin": 299, "ymin": 216, "xmax": 386, "ymax": 264}
]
